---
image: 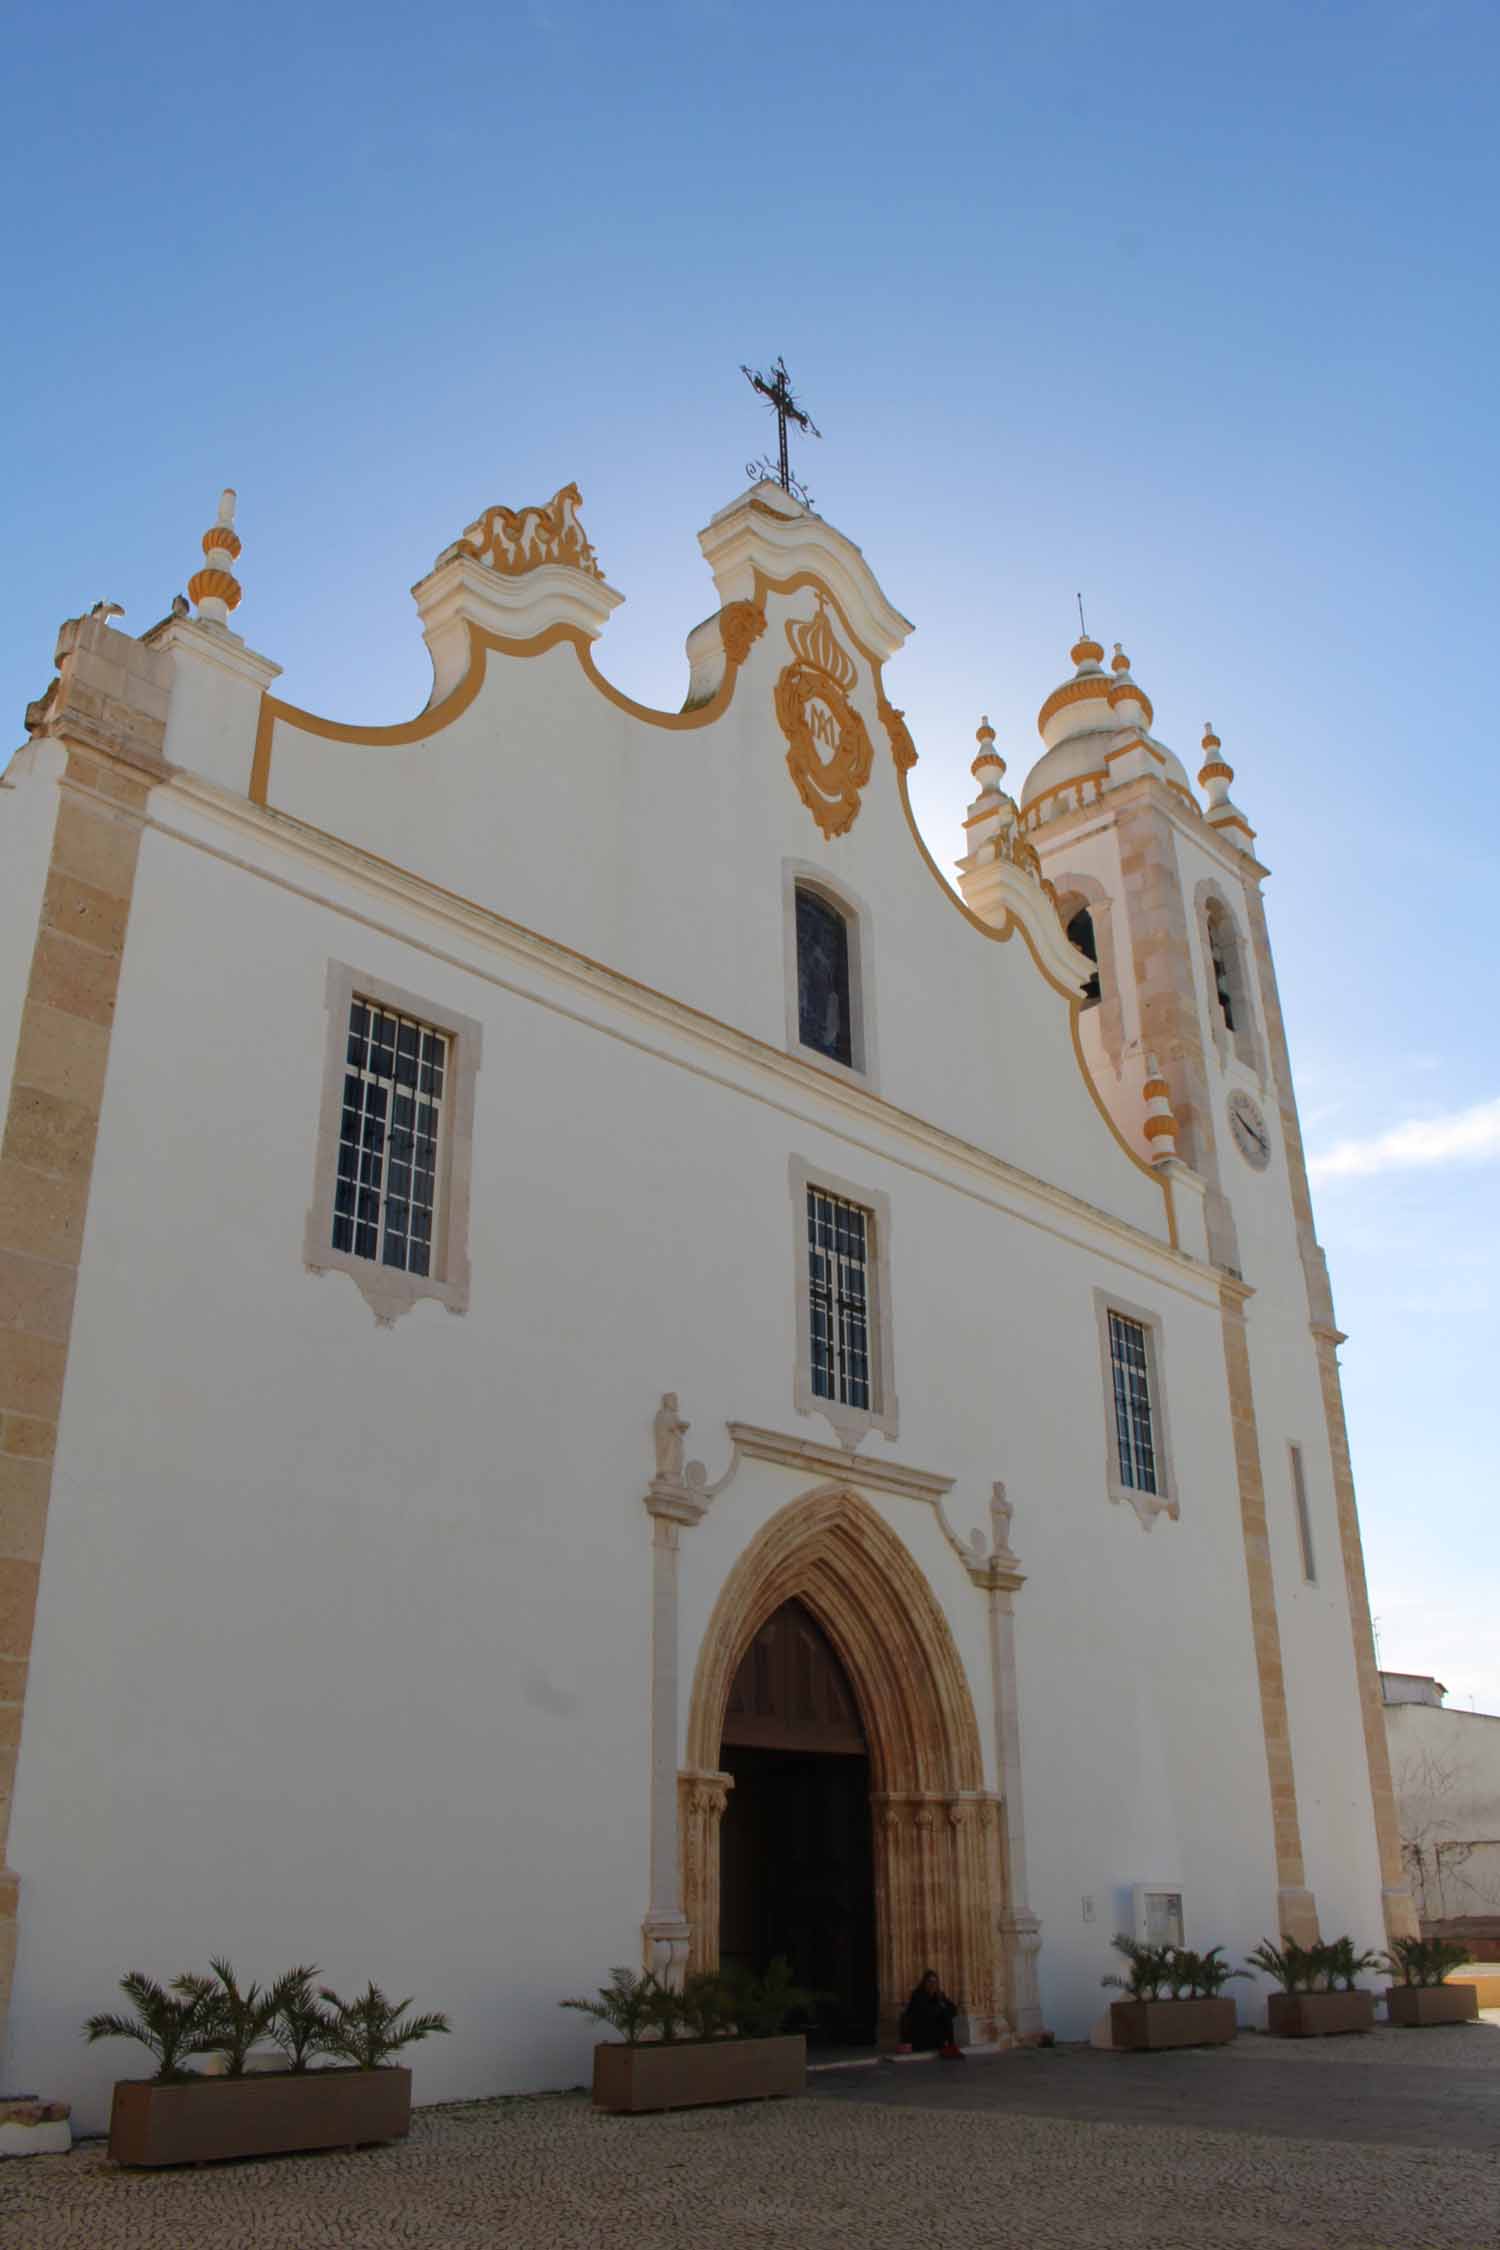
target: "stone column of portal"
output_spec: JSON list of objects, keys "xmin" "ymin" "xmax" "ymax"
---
[
  {"xmin": 946, "ymin": 1797, "xmax": 1004, "ymax": 2045},
  {"xmin": 641, "ymin": 1460, "xmax": 708, "ymax": 1986},
  {"xmin": 676, "ymin": 1770, "xmax": 733, "ymax": 1975},
  {"xmin": 983, "ymin": 1493, "xmax": 1044, "ymax": 2039},
  {"xmin": 871, "ymin": 1799, "xmax": 913, "ymax": 2045}
]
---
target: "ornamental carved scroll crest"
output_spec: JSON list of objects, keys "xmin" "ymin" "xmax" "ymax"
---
[
  {"xmin": 450, "ymin": 482, "xmax": 605, "ymax": 581},
  {"xmin": 719, "ymin": 600, "xmax": 767, "ymax": 668},
  {"xmin": 774, "ymin": 602, "xmax": 875, "ymax": 839}
]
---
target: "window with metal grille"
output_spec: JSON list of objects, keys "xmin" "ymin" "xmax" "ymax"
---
[
  {"xmin": 807, "ymin": 1186, "xmax": 872, "ymax": 1411},
  {"xmin": 1108, "ymin": 1310, "xmax": 1158, "ymax": 1494},
  {"xmin": 1290, "ymin": 1443, "xmax": 1317, "ymax": 1583},
  {"xmin": 333, "ymin": 998, "xmax": 447, "ymax": 1276}
]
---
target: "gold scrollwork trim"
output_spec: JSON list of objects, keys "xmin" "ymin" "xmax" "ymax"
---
[
  {"xmin": 719, "ymin": 600, "xmax": 767, "ymax": 667},
  {"xmin": 774, "ymin": 605, "xmax": 874, "ymax": 839},
  {"xmin": 880, "ymin": 699, "xmax": 918, "ymax": 773},
  {"xmin": 452, "ymin": 482, "xmax": 604, "ymax": 581},
  {"xmin": 249, "ymin": 601, "xmax": 766, "ymax": 807},
  {"xmin": 245, "ymin": 552, "xmax": 1175, "ymax": 1244}
]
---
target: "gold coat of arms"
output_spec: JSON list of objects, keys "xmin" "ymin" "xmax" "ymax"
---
[{"xmin": 773, "ymin": 603, "xmax": 875, "ymax": 839}]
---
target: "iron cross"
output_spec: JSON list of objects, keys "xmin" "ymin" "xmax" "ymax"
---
[{"xmin": 742, "ymin": 357, "xmax": 821, "ymax": 501}]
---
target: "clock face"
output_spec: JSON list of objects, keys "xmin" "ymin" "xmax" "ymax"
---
[{"xmin": 1228, "ymin": 1090, "xmax": 1272, "ymax": 1170}]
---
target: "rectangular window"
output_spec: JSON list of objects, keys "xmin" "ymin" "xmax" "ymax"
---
[
  {"xmin": 1290, "ymin": 1442, "xmax": 1317, "ymax": 1583},
  {"xmin": 1107, "ymin": 1310, "xmax": 1158, "ymax": 1495},
  {"xmin": 807, "ymin": 1186, "xmax": 872, "ymax": 1411},
  {"xmin": 333, "ymin": 997, "xmax": 447, "ymax": 1276}
]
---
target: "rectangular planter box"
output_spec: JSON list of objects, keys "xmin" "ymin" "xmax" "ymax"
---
[
  {"xmin": 592, "ymin": 2034, "xmax": 805, "ymax": 2113},
  {"xmin": 1265, "ymin": 1990, "xmax": 1376, "ymax": 2038},
  {"xmin": 1109, "ymin": 1997, "xmax": 1237, "ymax": 2052},
  {"xmin": 1385, "ymin": 1984, "xmax": 1480, "ymax": 2028},
  {"xmin": 108, "ymin": 2068, "xmax": 411, "ymax": 2167}
]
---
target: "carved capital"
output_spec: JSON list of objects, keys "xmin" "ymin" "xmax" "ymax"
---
[{"xmin": 645, "ymin": 1473, "xmax": 708, "ymax": 1528}]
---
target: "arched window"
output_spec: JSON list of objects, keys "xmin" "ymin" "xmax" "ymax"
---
[
  {"xmin": 1207, "ymin": 909, "xmax": 1236, "ymax": 1033},
  {"xmin": 1065, "ymin": 906, "xmax": 1102, "ymax": 1004},
  {"xmin": 795, "ymin": 886, "xmax": 853, "ymax": 1066}
]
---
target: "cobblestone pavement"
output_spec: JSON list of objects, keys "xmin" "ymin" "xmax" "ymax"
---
[
  {"xmin": 5, "ymin": 2032, "xmax": 1500, "ymax": 2250},
  {"xmin": 812, "ymin": 2019, "xmax": 1500, "ymax": 2152}
]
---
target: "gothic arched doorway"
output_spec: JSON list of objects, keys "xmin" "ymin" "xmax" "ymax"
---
[
  {"xmin": 719, "ymin": 1599, "xmax": 878, "ymax": 2042},
  {"xmin": 681, "ymin": 1486, "xmax": 1005, "ymax": 2045}
]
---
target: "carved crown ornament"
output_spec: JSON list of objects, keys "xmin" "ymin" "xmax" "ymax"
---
[
  {"xmin": 774, "ymin": 600, "xmax": 875, "ymax": 839},
  {"xmin": 443, "ymin": 482, "xmax": 605, "ymax": 582}
]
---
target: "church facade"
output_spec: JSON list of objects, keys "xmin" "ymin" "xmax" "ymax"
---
[{"xmin": 0, "ymin": 476, "xmax": 1412, "ymax": 2122}]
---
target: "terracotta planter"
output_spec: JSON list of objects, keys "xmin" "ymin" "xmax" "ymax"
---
[
  {"xmin": 592, "ymin": 2034, "xmax": 805, "ymax": 2113},
  {"xmin": 1265, "ymin": 1990, "xmax": 1375, "ymax": 2038},
  {"xmin": 107, "ymin": 2068, "xmax": 411, "ymax": 2167},
  {"xmin": 1385, "ymin": 1984, "xmax": 1480, "ymax": 2028},
  {"xmin": 1109, "ymin": 1997, "xmax": 1237, "ymax": 2052}
]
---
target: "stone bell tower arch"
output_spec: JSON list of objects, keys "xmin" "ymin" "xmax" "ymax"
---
[{"xmin": 681, "ymin": 1486, "xmax": 1011, "ymax": 2045}]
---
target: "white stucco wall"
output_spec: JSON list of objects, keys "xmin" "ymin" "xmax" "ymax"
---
[
  {"xmin": 1, "ymin": 499, "xmax": 1388, "ymax": 2121},
  {"xmin": 254, "ymin": 584, "xmax": 1164, "ymax": 1244}
]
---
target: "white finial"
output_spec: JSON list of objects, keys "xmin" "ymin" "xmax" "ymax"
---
[
  {"xmin": 971, "ymin": 714, "xmax": 1006, "ymax": 787},
  {"xmin": 1198, "ymin": 723, "xmax": 1257, "ymax": 852},
  {"xmin": 1198, "ymin": 723, "xmax": 1235, "ymax": 810},
  {"xmin": 188, "ymin": 487, "xmax": 244, "ymax": 626}
]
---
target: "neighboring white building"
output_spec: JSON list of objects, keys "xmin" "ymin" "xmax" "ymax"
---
[
  {"xmin": 1383, "ymin": 1674, "xmax": 1500, "ymax": 1941},
  {"xmin": 0, "ymin": 475, "xmax": 1414, "ymax": 2125}
]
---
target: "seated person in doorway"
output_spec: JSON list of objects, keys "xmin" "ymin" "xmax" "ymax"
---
[{"xmin": 898, "ymin": 1970, "xmax": 963, "ymax": 2057}]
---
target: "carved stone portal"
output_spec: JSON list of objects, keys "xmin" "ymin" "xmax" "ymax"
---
[{"xmin": 681, "ymin": 1486, "xmax": 1012, "ymax": 2044}]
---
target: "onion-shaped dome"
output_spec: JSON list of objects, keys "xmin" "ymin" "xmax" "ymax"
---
[{"xmin": 1018, "ymin": 636, "xmax": 1189, "ymax": 822}]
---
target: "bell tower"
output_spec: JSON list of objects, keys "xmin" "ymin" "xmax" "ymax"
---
[{"xmin": 967, "ymin": 631, "xmax": 1416, "ymax": 1951}]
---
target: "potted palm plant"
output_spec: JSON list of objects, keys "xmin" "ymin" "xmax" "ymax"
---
[
  {"xmin": 1103, "ymin": 1936, "xmax": 1244, "ymax": 2051},
  {"xmin": 1383, "ymin": 1937, "xmax": 1480, "ymax": 2028},
  {"xmin": 564, "ymin": 1959, "xmax": 810, "ymax": 2113},
  {"xmin": 1248, "ymin": 1936, "xmax": 1380, "ymax": 2037},
  {"xmin": 88, "ymin": 1963, "xmax": 449, "ymax": 2166}
]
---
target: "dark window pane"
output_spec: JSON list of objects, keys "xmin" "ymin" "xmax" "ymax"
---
[
  {"xmin": 796, "ymin": 888, "xmax": 854, "ymax": 1067},
  {"xmin": 1066, "ymin": 907, "xmax": 1102, "ymax": 1002}
]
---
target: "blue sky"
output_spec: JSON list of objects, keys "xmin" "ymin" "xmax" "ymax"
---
[{"xmin": 4, "ymin": 2, "xmax": 1496, "ymax": 1703}]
